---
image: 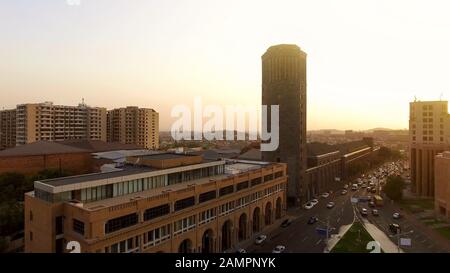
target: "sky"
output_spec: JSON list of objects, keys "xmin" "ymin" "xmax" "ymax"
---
[{"xmin": 1, "ymin": 0, "xmax": 450, "ymax": 131}]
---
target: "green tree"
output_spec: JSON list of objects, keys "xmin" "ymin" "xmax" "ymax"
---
[{"xmin": 383, "ymin": 175, "xmax": 405, "ymax": 201}]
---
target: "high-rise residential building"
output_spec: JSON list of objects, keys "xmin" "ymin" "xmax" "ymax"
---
[
  {"xmin": 409, "ymin": 100, "xmax": 450, "ymax": 196},
  {"xmin": 0, "ymin": 108, "xmax": 16, "ymax": 150},
  {"xmin": 435, "ymin": 151, "xmax": 450, "ymax": 220},
  {"xmin": 15, "ymin": 101, "xmax": 107, "ymax": 146},
  {"xmin": 24, "ymin": 153, "xmax": 287, "ymax": 253},
  {"xmin": 107, "ymin": 107, "xmax": 159, "ymax": 150},
  {"xmin": 261, "ymin": 44, "xmax": 308, "ymax": 206}
]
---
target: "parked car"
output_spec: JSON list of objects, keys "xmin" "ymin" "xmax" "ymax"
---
[
  {"xmin": 371, "ymin": 188, "xmax": 377, "ymax": 194},
  {"xmin": 343, "ymin": 184, "xmax": 349, "ymax": 190},
  {"xmin": 389, "ymin": 223, "xmax": 401, "ymax": 234},
  {"xmin": 310, "ymin": 199, "xmax": 319, "ymax": 206},
  {"xmin": 255, "ymin": 235, "xmax": 267, "ymax": 245},
  {"xmin": 321, "ymin": 192, "xmax": 330, "ymax": 198},
  {"xmin": 361, "ymin": 184, "xmax": 367, "ymax": 188},
  {"xmin": 372, "ymin": 209, "xmax": 379, "ymax": 216},
  {"xmin": 304, "ymin": 202, "xmax": 314, "ymax": 210},
  {"xmin": 351, "ymin": 184, "xmax": 358, "ymax": 191},
  {"xmin": 272, "ymin": 245, "xmax": 286, "ymax": 253},
  {"xmin": 236, "ymin": 248, "xmax": 247, "ymax": 254},
  {"xmin": 326, "ymin": 202, "xmax": 335, "ymax": 209},
  {"xmin": 393, "ymin": 212, "xmax": 401, "ymax": 219},
  {"xmin": 307, "ymin": 216, "xmax": 318, "ymax": 225},
  {"xmin": 281, "ymin": 219, "xmax": 293, "ymax": 228},
  {"xmin": 369, "ymin": 201, "xmax": 375, "ymax": 208},
  {"xmin": 341, "ymin": 190, "xmax": 348, "ymax": 195},
  {"xmin": 361, "ymin": 208, "xmax": 368, "ymax": 217}
]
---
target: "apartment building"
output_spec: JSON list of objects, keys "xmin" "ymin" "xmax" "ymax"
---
[
  {"xmin": 15, "ymin": 102, "xmax": 107, "ymax": 146},
  {"xmin": 0, "ymin": 108, "xmax": 16, "ymax": 149},
  {"xmin": 24, "ymin": 153, "xmax": 287, "ymax": 253},
  {"xmin": 107, "ymin": 107, "xmax": 159, "ymax": 150},
  {"xmin": 409, "ymin": 100, "xmax": 450, "ymax": 196},
  {"xmin": 435, "ymin": 151, "xmax": 450, "ymax": 220}
]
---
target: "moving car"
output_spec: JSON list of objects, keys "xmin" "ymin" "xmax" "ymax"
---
[
  {"xmin": 326, "ymin": 202, "xmax": 335, "ymax": 209},
  {"xmin": 372, "ymin": 209, "xmax": 379, "ymax": 216},
  {"xmin": 389, "ymin": 223, "xmax": 401, "ymax": 234},
  {"xmin": 272, "ymin": 245, "xmax": 286, "ymax": 253},
  {"xmin": 255, "ymin": 235, "xmax": 267, "ymax": 245},
  {"xmin": 321, "ymin": 192, "xmax": 330, "ymax": 198},
  {"xmin": 393, "ymin": 212, "xmax": 401, "ymax": 219},
  {"xmin": 304, "ymin": 202, "xmax": 314, "ymax": 210},
  {"xmin": 281, "ymin": 219, "xmax": 293, "ymax": 228},
  {"xmin": 308, "ymin": 216, "xmax": 319, "ymax": 225},
  {"xmin": 361, "ymin": 208, "xmax": 368, "ymax": 217}
]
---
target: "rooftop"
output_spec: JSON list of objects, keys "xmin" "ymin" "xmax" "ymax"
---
[
  {"xmin": 138, "ymin": 153, "xmax": 198, "ymax": 160},
  {"xmin": 0, "ymin": 141, "xmax": 89, "ymax": 157}
]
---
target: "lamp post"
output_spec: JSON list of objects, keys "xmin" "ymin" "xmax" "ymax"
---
[
  {"xmin": 390, "ymin": 230, "xmax": 414, "ymax": 253},
  {"xmin": 317, "ymin": 217, "xmax": 334, "ymax": 251}
]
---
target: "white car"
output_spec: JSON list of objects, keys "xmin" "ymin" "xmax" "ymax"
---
[
  {"xmin": 393, "ymin": 213, "xmax": 401, "ymax": 219},
  {"xmin": 310, "ymin": 199, "xmax": 319, "ymax": 206},
  {"xmin": 343, "ymin": 184, "xmax": 349, "ymax": 190},
  {"xmin": 304, "ymin": 202, "xmax": 314, "ymax": 210},
  {"xmin": 341, "ymin": 190, "xmax": 348, "ymax": 195},
  {"xmin": 326, "ymin": 202, "xmax": 335, "ymax": 209},
  {"xmin": 272, "ymin": 245, "xmax": 286, "ymax": 253},
  {"xmin": 321, "ymin": 192, "xmax": 330, "ymax": 198},
  {"xmin": 361, "ymin": 208, "xmax": 368, "ymax": 216},
  {"xmin": 255, "ymin": 235, "xmax": 267, "ymax": 245}
]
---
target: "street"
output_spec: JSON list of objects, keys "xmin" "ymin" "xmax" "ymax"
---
[{"xmin": 244, "ymin": 161, "xmax": 450, "ymax": 253}]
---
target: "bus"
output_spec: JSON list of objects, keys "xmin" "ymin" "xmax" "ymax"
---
[{"xmin": 373, "ymin": 195, "xmax": 384, "ymax": 207}]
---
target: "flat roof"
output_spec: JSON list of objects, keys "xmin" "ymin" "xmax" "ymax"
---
[
  {"xmin": 35, "ymin": 160, "xmax": 227, "ymax": 193},
  {"xmin": 138, "ymin": 153, "xmax": 198, "ymax": 160},
  {"xmin": 40, "ymin": 166, "xmax": 154, "ymax": 187}
]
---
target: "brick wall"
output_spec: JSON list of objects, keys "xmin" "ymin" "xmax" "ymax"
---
[{"xmin": 0, "ymin": 153, "xmax": 93, "ymax": 175}]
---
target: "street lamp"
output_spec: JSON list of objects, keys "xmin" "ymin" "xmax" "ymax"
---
[
  {"xmin": 316, "ymin": 217, "xmax": 334, "ymax": 252},
  {"xmin": 389, "ymin": 230, "xmax": 414, "ymax": 253}
]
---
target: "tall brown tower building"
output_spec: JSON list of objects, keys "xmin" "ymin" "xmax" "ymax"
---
[{"xmin": 261, "ymin": 44, "xmax": 308, "ymax": 206}]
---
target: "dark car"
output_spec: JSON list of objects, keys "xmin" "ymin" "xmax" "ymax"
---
[
  {"xmin": 308, "ymin": 216, "xmax": 318, "ymax": 225},
  {"xmin": 281, "ymin": 219, "xmax": 293, "ymax": 228},
  {"xmin": 389, "ymin": 223, "xmax": 401, "ymax": 234}
]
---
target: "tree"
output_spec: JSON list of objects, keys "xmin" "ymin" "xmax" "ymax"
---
[{"xmin": 383, "ymin": 175, "xmax": 405, "ymax": 201}]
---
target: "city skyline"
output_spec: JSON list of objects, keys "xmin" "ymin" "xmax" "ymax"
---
[{"xmin": 2, "ymin": 0, "xmax": 450, "ymax": 131}]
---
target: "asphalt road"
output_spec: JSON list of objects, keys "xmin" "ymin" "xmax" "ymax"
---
[
  {"xmin": 356, "ymin": 179, "xmax": 449, "ymax": 253},
  {"xmin": 247, "ymin": 161, "xmax": 450, "ymax": 253},
  {"xmin": 249, "ymin": 188, "xmax": 356, "ymax": 253}
]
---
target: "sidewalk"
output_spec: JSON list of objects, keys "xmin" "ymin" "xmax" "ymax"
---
[{"xmin": 362, "ymin": 220, "xmax": 403, "ymax": 253}]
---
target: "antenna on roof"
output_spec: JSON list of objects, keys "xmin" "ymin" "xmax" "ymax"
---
[{"xmin": 414, "ymin": 96, "xmax": 417, "ymax": 102}]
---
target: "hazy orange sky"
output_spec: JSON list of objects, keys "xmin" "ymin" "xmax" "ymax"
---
[{"xmin": 1, "ymin": 0, "xmax": 450, "ymax": 131}]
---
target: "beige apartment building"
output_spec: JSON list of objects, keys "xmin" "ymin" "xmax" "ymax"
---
[
  {"xmin": 107, "ymin": 107, "xmax": 159, "ymax": 150},
  {"xmin": 435, "ymin": 151, "xmax": 450, "ymax": 219},
  {"xmin": 0, "ymin": 108, "xmax": 16, "ymax": 149},
  {"xmin": 24, "ymin": 153, "xmax": 287, "ymax": 253},
  {"xmin": 409, "ymin": 100, "xmax": 450, "ymax": 196},
  {"xmin": 15, "ymin": 102, "xmax": 107, "ymax": 146}
]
